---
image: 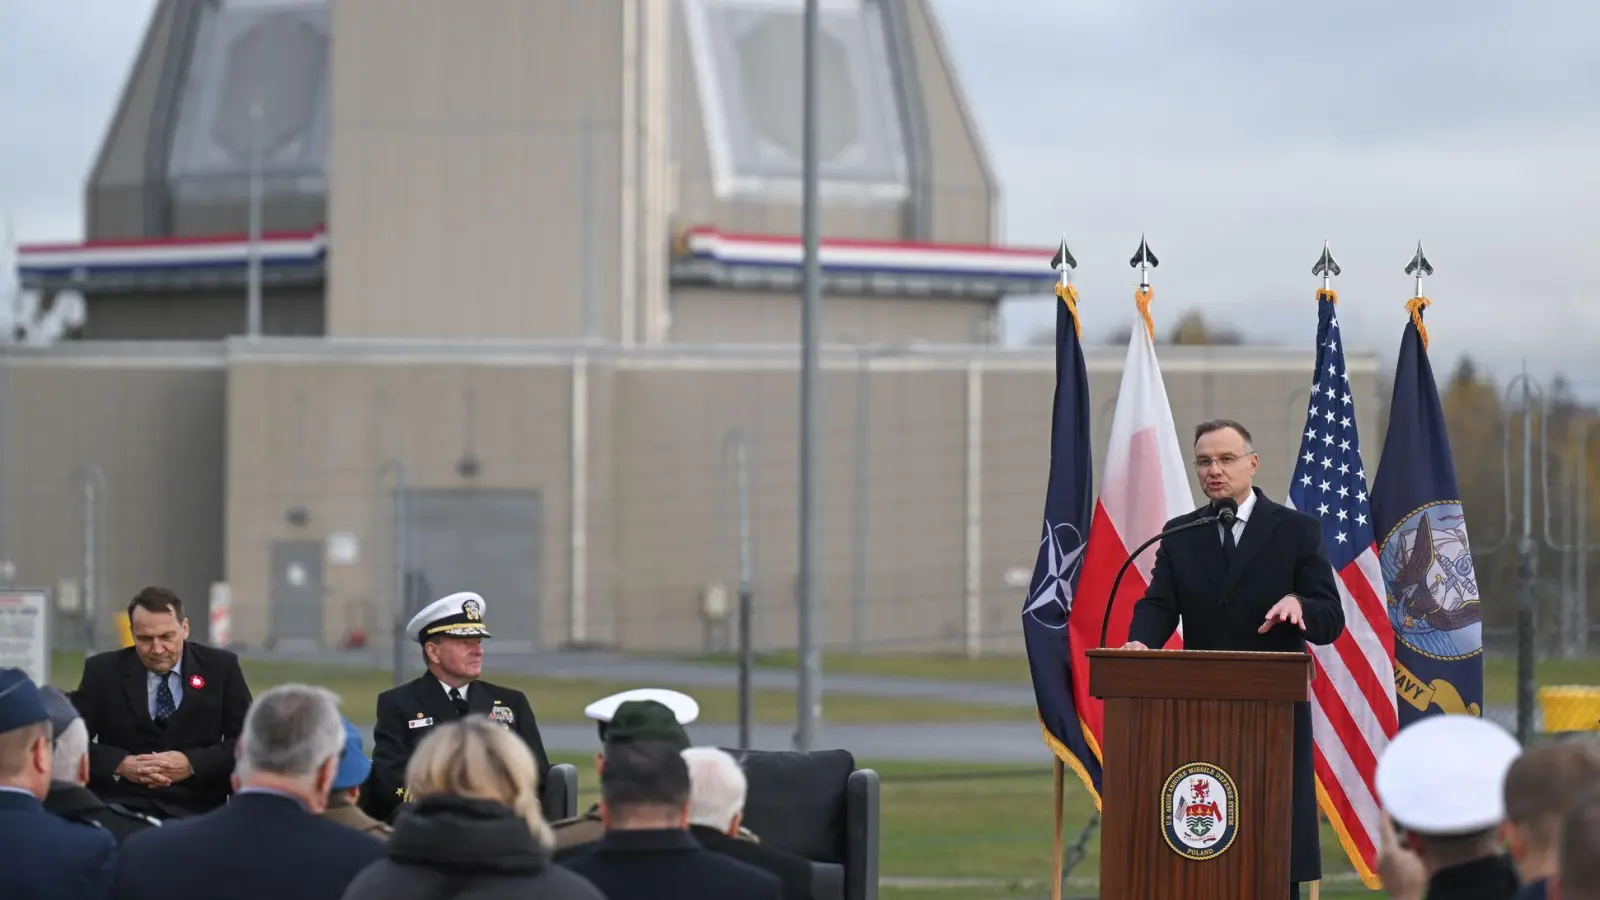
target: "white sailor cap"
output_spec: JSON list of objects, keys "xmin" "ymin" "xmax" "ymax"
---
[
  {"xmin": 584, "ymin": 688, "xmax": 700, "ymax": 725},
  {"xmin": 1376, "ymin": 713, "xmax": 1522, "ymax": 836},
  {"xmin": 406, "ymin": 591, "xmax": 493, "ymax": 643}
]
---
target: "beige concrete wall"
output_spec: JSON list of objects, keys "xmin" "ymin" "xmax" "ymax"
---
[
  {"xmin": 223, "ymin": 348, "xmax": 576, "ymax": 651},
  {"xmin": 326, "ymin": 0, "xmax": 626, "ymax": 341},
  {"xmin": 80, "ymin": 287, "xmax": 324, "ymax": 341},
  {"xmin": 0, "ymin": 345, "xmax": 226, "ymax": 645},
  {"xmin": 905, "ymin": 0, "xmax": 996, "ymax": 245},
  {"xmin": 668, "ymin": 288, "xmax": 995, "ymax": 345},
  {"xmin": 0, "ymin": 340, "xmax": 1382, "ymax": 656}
]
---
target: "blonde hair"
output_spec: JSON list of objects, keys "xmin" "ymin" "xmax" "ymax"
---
[{"xmin": 405, "ymin": 717, "xmax": 554, "ymax": 849}]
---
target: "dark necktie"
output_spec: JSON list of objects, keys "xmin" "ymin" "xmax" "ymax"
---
[
  {"xmin": 1221, "ymin": 521, "xmax": 1238, "ymax": 569},
  {"xmin": 449, "ymin": 687, "xmax": 468, "ymax": 717},
  {"xmin": 154, "ymin": 672, "xmax": 176, "ymax": 725}
]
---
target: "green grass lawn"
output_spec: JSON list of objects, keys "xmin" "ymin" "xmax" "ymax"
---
[
  {"xmin": 683, "ymin": 648, "xmax": 1600, "ymax": 713},
  {"xmin": 679, "ymin": 650, "xmax": 1034, "ymax": 685},
  {"xmin": 47, "ymin": 651, "xmax": 1029, "ymax": 726}
]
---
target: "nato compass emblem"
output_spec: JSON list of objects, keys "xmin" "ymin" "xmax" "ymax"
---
[
  {"xmin": 1379, "ymin": 501, "xmax": 1481, "ymax": 660},
  {"xmin": 1162, "ymin": 762, "xmax": 1239, "ymax": 860},
  {"xmin": 1022, "ymin": 522, "xmax": 1085, "ymax": 630}
]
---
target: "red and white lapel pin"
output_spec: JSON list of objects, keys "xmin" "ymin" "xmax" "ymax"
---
[{"xmin": 188, "ymin": 674, "xmax": 206, "ymax": 690}]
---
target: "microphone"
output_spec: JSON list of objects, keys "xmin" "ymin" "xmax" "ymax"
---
[
  {"xmin": 1096, "ymin": 503, "xmax": 1235, "ymax": 648},
  {"xmin": 1213, "ymin": 496, "xmax": 1239, "ymax": 529}
]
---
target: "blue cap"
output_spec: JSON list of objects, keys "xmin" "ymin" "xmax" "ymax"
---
[
  {"xmin": 333, "ymin": 717, "xmax": 372, "ymax": 791},
  {"xmin": 0, "ymin": 668, "xmax": 48, "ymax": 734}
]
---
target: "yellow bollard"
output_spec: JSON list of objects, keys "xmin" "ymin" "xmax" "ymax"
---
[
  {"xmin": 1537, "ymin": 685, "xmax": 1600, "ymax": 732},
  {"xmin": 114, "ymin": 612, "xmax": 134, "ymax": 648}
]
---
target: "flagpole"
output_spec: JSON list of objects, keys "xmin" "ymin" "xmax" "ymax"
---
[
  {"xmin": 796, "ymin": 0, "xmax": 823, "ymax": 752},
  {"xmin": 1047, "ymin": 234, "xmax": 1075, "ymax": 900}
]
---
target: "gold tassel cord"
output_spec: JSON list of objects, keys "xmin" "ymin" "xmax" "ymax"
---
[
  {"xmin": 1055, "ymin": 282, "xmax": 1083, "ymax": 340},
  {"xmin": 1406, "ymin": 296, "xmax": 1431, "ymax": 351},
  {"xmin": 1316, "ymin": 288, "xmax": 1338, "ymax": 305},
  {"xmin": 1135, "ymin": 285, "xmax": 1155, "ymax": 342}
]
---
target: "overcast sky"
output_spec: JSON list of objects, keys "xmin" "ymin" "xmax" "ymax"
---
[{"xmin": 2, "ymin": 0, "xmax": 1597, "ymax": 396}]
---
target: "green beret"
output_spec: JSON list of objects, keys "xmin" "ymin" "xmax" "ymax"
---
[{"xmin": 603, "ymin": 700, "xmax": 690, "ymax": 751}]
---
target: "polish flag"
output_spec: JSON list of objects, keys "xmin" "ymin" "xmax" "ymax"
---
[{"xmin": 1066, "ymin": 293, "xmax": 1197, "ymax": 754}]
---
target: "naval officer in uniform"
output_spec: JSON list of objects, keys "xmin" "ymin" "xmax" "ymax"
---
[{"xmin": 367, "ymin": 592, "xmax": 550, "ymax": 822}]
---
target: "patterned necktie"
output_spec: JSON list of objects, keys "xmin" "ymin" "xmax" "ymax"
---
[
  {"xmin": 449, "ymin": 687, "xmax": 468, "ymax": 717},
  {"xmin": 154, "ymin": 672, "xmax": 176, "ymax": 724}
]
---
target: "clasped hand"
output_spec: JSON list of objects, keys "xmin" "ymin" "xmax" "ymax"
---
[{"xmin": 116, "ymin": 751, "xmax": 192, "ymax": 787}]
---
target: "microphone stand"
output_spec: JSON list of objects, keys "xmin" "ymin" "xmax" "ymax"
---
[{"xmin": 1096, "ymin": 514, "xmax": 1224, "ymax": 648}]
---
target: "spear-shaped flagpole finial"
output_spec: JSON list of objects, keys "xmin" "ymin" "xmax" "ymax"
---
[
  {"xmin": 1129, "ymin": 234, "xmax": 1158, "ymax": 287},
  {"xmin": 1312, "ymin": 240, "xmax": 1341, "ymax": 291},
  {"xmin": 1051, "ymin": 234, "xmax": 1077, "ymax": 286},
  {"xmin": 1405, "ymin": 240, "xmax": 1433, "ymax": 298}
]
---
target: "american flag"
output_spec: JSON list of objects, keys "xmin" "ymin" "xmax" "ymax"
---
[{"xmin": 1285, "ymin": 290, "xmax": 1399, "ymax": 890}]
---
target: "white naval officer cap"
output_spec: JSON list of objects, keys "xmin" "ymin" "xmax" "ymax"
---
[
  {"xmin": 585, "ymin": 688, "xmax": 700, "ymax": 725},
  {"xmin": 406, "ymin": 591, "xmax": 493, "ymax": 644},
  {"xmin": 1375, "ymin": 713, "xmax": 1522, "ymax": 836}
]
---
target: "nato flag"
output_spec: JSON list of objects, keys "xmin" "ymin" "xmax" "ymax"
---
[
  {"xmin": 1370, "ymin": 305, "xmax": 1484, "ymax": 726},
  {"xmin": 1021, "ymin": 278, "xmax": 1102, "ymax": 793}
]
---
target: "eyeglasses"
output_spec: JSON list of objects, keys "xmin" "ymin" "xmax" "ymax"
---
[{"xmin": 1193, "ymin": 452, "xmax": 1254, "ymax": 471}]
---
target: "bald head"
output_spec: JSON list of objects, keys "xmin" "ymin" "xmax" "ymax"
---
[{"xmin": 1559, "ymin": 786, "xmax": 1600, "ymax": 900}]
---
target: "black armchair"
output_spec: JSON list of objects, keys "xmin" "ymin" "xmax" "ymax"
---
[
  {"xmin": 722, "ymin": 748, "xmax": 880, "ymax": 900},
  {"xmin": 541, "ymin": 762, "xmax": 579, "ymax": 820}
]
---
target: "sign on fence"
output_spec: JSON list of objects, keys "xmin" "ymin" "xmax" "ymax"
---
[{"xmin": 0, "ymin": 589, "xmax": 50, "ymax": 685}]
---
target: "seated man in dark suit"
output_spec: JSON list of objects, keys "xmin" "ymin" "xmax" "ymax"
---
[
  {"xmin": 71, "ymin": 586, "xmax": 252, "ymax": 819},
  {"xmin": 560, "ymin": 701, "xmax": 780, "ymax": 900},
  {"xmin": 112, "ymin": 683, "xmax": 386, "ymax": 900},
  {"xmin": 683, "ymin": 746, "xmax": 813, "ymax": 900}
]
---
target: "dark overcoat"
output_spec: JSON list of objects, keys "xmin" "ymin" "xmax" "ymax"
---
[
  {"xmin": 70, "ymin": 642, "xmax": 252, "ymax": 818},
  {"xmin": 1127, "ymin": 486, "xmax": 1346, "ymax": 885}
]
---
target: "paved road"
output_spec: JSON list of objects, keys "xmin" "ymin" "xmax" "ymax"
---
[
  {"xmin": 244, "ymin": 647, "xmax": 1039, "ymax": 707},
  {"xmin": 260, "ymin": 647, "xmax": 1525, "ymax": 762}
]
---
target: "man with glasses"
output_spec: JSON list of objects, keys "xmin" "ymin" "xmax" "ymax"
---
[{"xmin": 1121, "ymin": 419, "xmax": 1345, "ymax": 900}]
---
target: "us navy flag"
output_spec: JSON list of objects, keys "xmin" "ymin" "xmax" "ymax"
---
[
  {"xmin": 1370, "ymin": 302, "xmax": 1484, "ymax": 726},
  {"xmin": 1021, "ymin": 270, "xmax": 1102, "ymax": 795}
]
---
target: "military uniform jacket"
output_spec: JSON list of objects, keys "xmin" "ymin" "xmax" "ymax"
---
[
  {"xmin": 1127, "ymin": 488, "xmax": 1346, "ymax": 885},
  {"xmin": 367, "ymin": 672, "xmax": 549, "ymax": 822},
  {"xmin": 44, "ymin": 780, "xmax": 160, "ymax": 845}
]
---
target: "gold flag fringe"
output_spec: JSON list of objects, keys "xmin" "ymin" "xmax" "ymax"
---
[
  {"xmin": 1317, "ymin": 288, "xmax": 1339, "ymax": 305},
  {"xmin": 1055, "ymin": 282, "xmax": 1083, "ymax": 340},
  {"xmin": 1406, "ymin": 296, "xmax": 1431, "ymax": 351},
  {"xmin": 1135, "ymin": 285, "xmax": 1155, "ymax": 341}
]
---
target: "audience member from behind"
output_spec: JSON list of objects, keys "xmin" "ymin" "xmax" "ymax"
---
[
  {"xmin": 70, "ymin": 586, "xmax": 253, "ymax": 819},
  {"xmin": 0, "ymin": 668, "xmax": 117, "ymax": 900},
  {"xmin": 39, "ymin": 685, "xmax": 160, "ymax": 843},
  {"xmin": 1375, "ymin": 714, "xmax": 1523, "ymax": 900},
  {"xmin": 113, "ymin": 683, "xmax": 385, "ymax": 900},
  {"xmin": 1503, "ymin": 736, "xmax": 1600, "ymax": 900},
  {"xmin": 341, "ymin": 716, "xmax": 605, "ymax": 900},
  {"xmin": 560, "ymin": 701, "xmax": 780, "ymax": 900},
  {"xmin": 683, "ymin": 747, "xmax": 814, "ymax": 900},
  {"xmin": 322, "ymin": 717, "xmax": 392, "ymax": 839},
  {"xmin": 1556, "ymin": 785, "xmax": 1600, "ymax": 900}
]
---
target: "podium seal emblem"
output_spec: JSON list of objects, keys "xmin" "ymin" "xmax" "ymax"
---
[{"xmin": 1161, "ymin": 761, "xmax": 1239, "ymax": 860}]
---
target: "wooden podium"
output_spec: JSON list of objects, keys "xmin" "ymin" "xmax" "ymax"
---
[{"xmin": 1087, "ymin": 649, "xmax": 1311, "ymax": 899}]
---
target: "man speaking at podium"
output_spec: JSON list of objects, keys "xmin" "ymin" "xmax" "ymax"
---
[{"xmin": 1120, "ymin": 419, "xmax": 1345, "ymax": 899}]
